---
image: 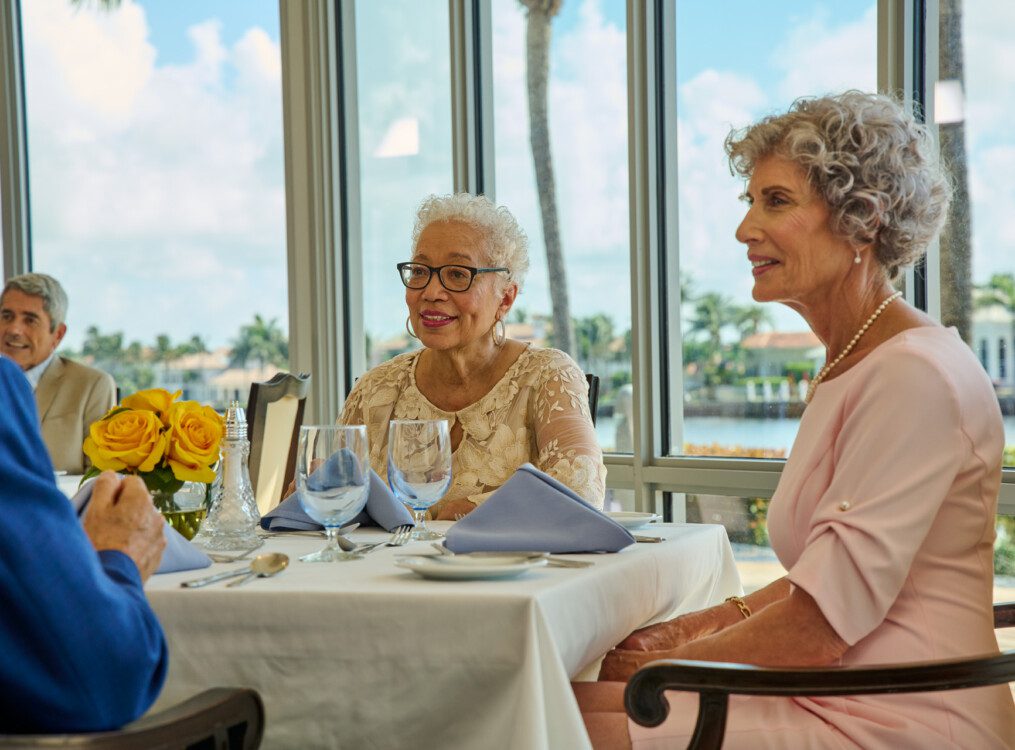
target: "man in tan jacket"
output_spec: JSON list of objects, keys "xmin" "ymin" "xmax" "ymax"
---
[{"xmin": 0, "ymin": 274, "xmax": 115, "ymax": 473}]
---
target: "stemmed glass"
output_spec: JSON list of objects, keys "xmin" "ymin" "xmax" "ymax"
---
[
  {"xmin": 387, "ymin": 419, "xmax": 452, "ymax": 540},
  {"xmin": 296, "ymin": 425, "xmax": 370, "ymax": 562}
]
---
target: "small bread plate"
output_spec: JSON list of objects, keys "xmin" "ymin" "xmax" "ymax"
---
[
  {"xmin": 395, "ymin": 554, "xmax": 547, "ymax": 581},
  {"xmin": 605, "ymin": 511, "xmax": 661, "ymax": 530}
]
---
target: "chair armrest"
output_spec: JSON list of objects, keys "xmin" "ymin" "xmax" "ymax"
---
[
  {"xmin": 0, "ymin": 687, "xmax": 265, "ymax": 750},
  {"xmin": 995, "ymin": 602, "xmax": 1015, "ymax": 628},
  {"xmin": 627, "ymin": 652, "xmax": 1015, "ymax": 725},
  {"xmin": 626, "ymin": 652, "xmax": 1015, "ymax": 750}
]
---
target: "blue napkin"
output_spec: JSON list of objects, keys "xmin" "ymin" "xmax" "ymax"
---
[
  {"xmin": 71, "ymin": 479, "xmax": 212, "ymax": 575},
  {"xmin": 444, "ymin": 463, "xmax": 634, "ymax": 554},
  {"xmin": 260, "ymin": 450, "xmax": 414, "ymax": 532}
]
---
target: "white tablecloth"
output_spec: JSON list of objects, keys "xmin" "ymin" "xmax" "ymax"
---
[{"xmin": 144, "ymin": 521, "xmax": 742, "ymax": 750}]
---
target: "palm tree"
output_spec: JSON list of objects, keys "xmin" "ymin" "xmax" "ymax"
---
[
  {"xmin": 518, "ymin": 0, "xmax": 575, "ymax": 357},
  {"xmin": 688, "ymin": 293, "xmax": 735, "ymax": 361},
  {"xmin": 975, "ymin": 273, "xmax": 1015, "ymax": 312},
  {"xmin": 938, "ymin": 0, "xmax": 972, "ymax": 344},
  {"xmin": 230, "ymin": 315, "xmax": 288, "ymax": 369},
  {"xmin": 574, "ymin": 313, "xmax": 615, "ymax": 373},
  {"xmin": 80, "ymin": 326, "xmax": 124, "ymax": 364},
  {"xmin": 733, "ymin": 305, "xmax": 773, "ymax": 339}
]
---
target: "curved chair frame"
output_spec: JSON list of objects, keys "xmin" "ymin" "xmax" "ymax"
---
[
  {"xmin": 585, "ymin": 373, "xmax": 600, "ymax": 426},
  {"xmin": 0, "ymin": 687, "xmax": 265, "ymax": 750},
  {"xmin": 245, "ymin": 371, "xmax": 311, "ymax": 514},
  {"xmin": 625, "ymin": 602, "xmax": 1015, "ymax": 750}
]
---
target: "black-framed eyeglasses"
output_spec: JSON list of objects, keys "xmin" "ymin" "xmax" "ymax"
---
[{"xmin": 396, "ymin": 262, "xmax": 509, "ymax": 293}]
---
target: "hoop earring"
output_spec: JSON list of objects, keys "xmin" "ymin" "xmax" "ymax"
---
[
  {"xmin": 406, "ymin": 315, "xmax": 419, "ymax": 340},
  {"xmin": 854, "ymin": 248, "xmax": 862, "ymax": 265},
  {"xmin": 492, "ymin": 318, "xmax": 506, "ymax": 347}
]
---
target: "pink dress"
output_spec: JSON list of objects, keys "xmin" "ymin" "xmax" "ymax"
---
[{"xmin": 630, "ymin": 328, "xmax": 1015, "ymax": 748}]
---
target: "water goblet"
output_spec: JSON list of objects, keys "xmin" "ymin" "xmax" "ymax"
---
[
  {"xmin": 387, "ymin": 419, "xmax": 452, "ymax": 540},
  {"xmin": 296, "ymin": 425, "xmax": 370, "ymax": 562}
]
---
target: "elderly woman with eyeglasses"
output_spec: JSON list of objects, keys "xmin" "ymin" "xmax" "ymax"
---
[{"xmin": 339, "ymin": 193, "xmax": 606, "ymax": 520}]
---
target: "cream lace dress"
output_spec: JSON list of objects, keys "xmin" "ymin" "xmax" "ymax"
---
[{"xmin": 339, "ymin": 346, "xmax": 607, "ymax": 516}]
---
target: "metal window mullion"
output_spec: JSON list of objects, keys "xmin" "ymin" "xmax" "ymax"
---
[
  {"xmin": 279, "ymin": 0, "xmax": 362, "ymax": 424},
  {"xmin": 0, "ymin": 0, "xmax": 30, "ymax": 278},
  {"xmin": 449, "ymin": 0, "xmax": 494, "ymax": 197},
  {"xmin": 626, "ymin": 0, "xmax": 670, "ymax": 513}
]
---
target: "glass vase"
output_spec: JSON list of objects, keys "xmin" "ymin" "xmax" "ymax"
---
[{"xmin": 152, "ymin": 486, "xmax": 207, "ymax": 541}]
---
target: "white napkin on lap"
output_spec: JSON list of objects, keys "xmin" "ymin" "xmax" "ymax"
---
[{"xmin": 444, "ymin": 463, "xmax": 634, "ymax": 554}]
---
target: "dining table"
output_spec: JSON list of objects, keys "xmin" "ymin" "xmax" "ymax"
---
[{"xmin": 141, "ymin": 520, "xmax": 743, "ymax": 750}]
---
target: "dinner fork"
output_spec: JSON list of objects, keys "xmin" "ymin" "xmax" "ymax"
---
[
  {"xmin": 349, "ymin": 525, "xmax": 413, "ymax": 557},
  {"xmin": 386, "ymin": 524, "xmax": 413, "ymax": 547}
]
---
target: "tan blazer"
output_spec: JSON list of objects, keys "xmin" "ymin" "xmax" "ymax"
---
[{"xmin": 36, "ymin": 356, "xmax": 116, "ymax": 474}]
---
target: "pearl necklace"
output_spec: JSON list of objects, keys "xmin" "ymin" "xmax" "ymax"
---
[{"xmin": 804, "ymin": 291, "xmax": 902, "ymax": 404}]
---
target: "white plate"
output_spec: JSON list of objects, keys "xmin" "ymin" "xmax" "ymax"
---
[
  {"xmin": 605, "ymin": 511, "xmax": 661, "ymax": 530},
  {"xmin": 395, "ymin": 555, "xmax": 547, "ymax": 581}
]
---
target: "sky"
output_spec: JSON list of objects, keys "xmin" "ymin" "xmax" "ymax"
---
[{"xmin": 16, "ymin": 0, "xmax": 1014, "ymax": 349}]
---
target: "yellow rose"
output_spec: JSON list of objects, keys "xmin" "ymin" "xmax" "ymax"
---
[
  {"xmin": 83, "ymin": 408, "xmax": 167, "ymax": 473},
  {"xmin": 165, "ymin": 401, "xmax": 225, "ymax": 483},
  {"xmin": 121, "ymin": 388, "xmax": 181, "ymax": 427}
]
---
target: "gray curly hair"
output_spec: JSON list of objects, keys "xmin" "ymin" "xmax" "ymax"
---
[
  {"xmin": 725, "ymin": 90, "xmax": 952, "ymax": 281},
  {"xmin": 412, "ymin": 193, "xmax": 529, "ymax": 290},
  {"xmin": 2, "ymin": 273, "xmax": 68, "ymax": 331}
]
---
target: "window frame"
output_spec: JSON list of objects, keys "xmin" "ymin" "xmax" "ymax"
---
[{"xmin": 1, "ymin": 0, "xmax": 1011, "ymax": 513}]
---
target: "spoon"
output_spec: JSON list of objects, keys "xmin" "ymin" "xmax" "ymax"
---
[
  {"xmin": 181, "ymin": 553, "xmax": 290, "ymax": 588},
  {"xmin": 227, "ymin": 553, "xmax": 290, "ymax": 587}
]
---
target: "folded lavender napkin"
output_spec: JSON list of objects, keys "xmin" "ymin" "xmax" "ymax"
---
[
  {"xmin": 260, "ymin": 449, "xmax": 414, "ymax": 532},
  {"xmin": 443, "ymin": 463, "xmax": 634, "ymax": 554},
  {"xmin": 71, "ymin": 479, "xmax": 212, "ymax": 574}
]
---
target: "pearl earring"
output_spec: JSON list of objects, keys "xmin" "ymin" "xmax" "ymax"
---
[{"xmin": 854, "ymin": 249, "xmax": 862, "ymax": 265}]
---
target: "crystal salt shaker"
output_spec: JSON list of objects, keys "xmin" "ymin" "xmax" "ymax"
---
[{"xmin": 192, "ymin": 401, "xmax": 262, "ymax": 551}]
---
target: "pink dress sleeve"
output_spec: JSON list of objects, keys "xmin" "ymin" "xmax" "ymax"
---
[{"xmin": 787, "ymin": 349, "xmax": 968, "ymax": 646}]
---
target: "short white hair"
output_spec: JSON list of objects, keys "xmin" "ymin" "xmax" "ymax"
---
[{"xmin": 411, "ymin": 193, "xmax": 529, "ymax": 290}]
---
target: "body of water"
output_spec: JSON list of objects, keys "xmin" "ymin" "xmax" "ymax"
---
[{"xmin": 595, "ymin": 415, "xmax": 1015, "ymax": 455}]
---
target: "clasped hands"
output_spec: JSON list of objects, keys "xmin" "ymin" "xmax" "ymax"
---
[
  {"xmin": 82, "ymin": 471, "xmax": 167, "ymax": 581},
  {"xmin": 598, "ymin": 608, "xmax": 718, "ymax": 683}
]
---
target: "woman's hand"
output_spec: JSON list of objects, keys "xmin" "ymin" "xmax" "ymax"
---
[
  {"xmin": 618, "ymin": 606, "xmax": 730, "ymax": 652},
  {"xmin": 433, "ymin": 497, "xmax": 477, "ymax": 521},
  {"xmin": 599, "ymin": 647, "xmax": 676, "ymax": 683}
]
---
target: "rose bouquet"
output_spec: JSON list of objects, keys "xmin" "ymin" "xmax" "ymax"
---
[{"xmin": 82, "ymin": 388, "xmax": 225, "ymax": 498}]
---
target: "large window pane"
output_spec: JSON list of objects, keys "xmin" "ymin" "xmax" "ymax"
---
[
  {"xmin": 21, "ymin": 0, "xmax": 288, "ymax": 409},
  {"xmin": 670, "ymin": 1, "xmax": 877, "ymax": 458},
  {"xmin": 359, "ymin": 0, "xmax": 453, "ymax": 368},
  {"xmin": 952, "ymin": 4, "xmax": 1015, "ymax": 465},
  {"xmin": 492, "ymin": 0, "xmax": 631, "ymax": 453},
  {"xmin": 675, "ymin": 492, "xmax": 785, "ymax": 593}
]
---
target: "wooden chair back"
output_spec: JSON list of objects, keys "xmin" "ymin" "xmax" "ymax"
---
[
  {"xmin": 585, "ymin": 373, "xmax": 600, "ymax": 426},
  {"xmin": 245, "ymin": 371, "xmax": 311, "ymax": 515}
]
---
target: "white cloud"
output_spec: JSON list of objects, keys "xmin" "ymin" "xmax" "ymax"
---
[
  {"xmin": 773, "ymin": 5, "xmax": 878, "ymax": 103},
  {"xmin": 490, "ymin": 0, "xmax": 631, "ymax": 331},
  {"xmin": 21, "ymin": 0, "xmax": 287, "ymax": 348}
]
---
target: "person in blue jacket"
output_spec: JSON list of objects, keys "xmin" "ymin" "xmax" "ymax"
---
[{"xmin": 0, "ymin": 355, "xmax": 168, "ymax": 733}]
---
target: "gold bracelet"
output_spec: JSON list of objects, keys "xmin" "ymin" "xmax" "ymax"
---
[{"xmin": 725, "ymin": 595, "xmax": 752, "ymax": 620}]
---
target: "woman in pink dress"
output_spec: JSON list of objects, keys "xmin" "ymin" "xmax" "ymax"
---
[{"xmin": 577, "ymin": 91, "xmax": 1014, "ymax": 748}]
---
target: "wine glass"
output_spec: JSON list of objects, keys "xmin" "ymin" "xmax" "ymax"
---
[
  {"xmin": 296, "ymin": 425, "xmax": 370, "ymax": 562},
  {"xmin": 387, "ymin": 419, "xmax": 452, "ymax": 540}
]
